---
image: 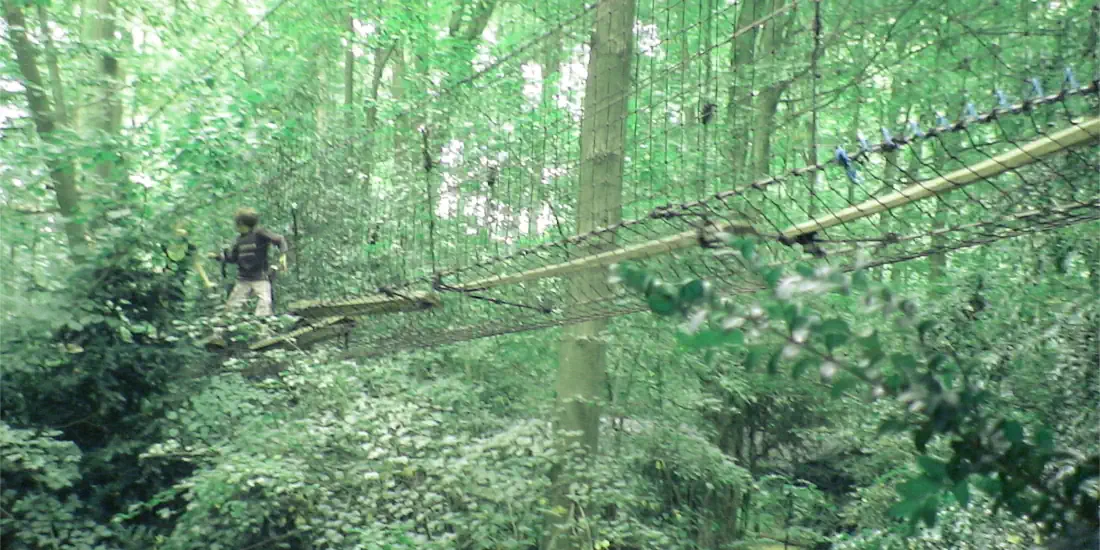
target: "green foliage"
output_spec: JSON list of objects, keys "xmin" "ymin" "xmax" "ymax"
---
[
  {"xmin": 1, "ymin": 236, "xmax": 209, "ymax": 547},
  {"xmin": 132, "ymin": 355, "xmax": 748, "ymax": 549},
  {"xmin": 0, "ymin": 425, "xmax": 114, "ymax": 549},
  {"xmin": 834, "ymin": 498, "xmax": 1041, "ymax": 550},
  {"xmin": 613, "ymin": 234, "xmax": 1100, "ymax": 539},
  {"xmin": 2, "ymin": 0, "xmax": 1097, "ymax": 549}
]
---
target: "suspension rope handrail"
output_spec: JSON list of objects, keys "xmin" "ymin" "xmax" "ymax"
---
[{"xmin": 443, "ymin": 117, "xmax": 1099, "ymax": 292}]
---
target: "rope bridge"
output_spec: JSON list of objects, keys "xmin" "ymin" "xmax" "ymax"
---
[{"xmin": 247, "ymin": 1, "xmax": 1100, "ymax": 356}]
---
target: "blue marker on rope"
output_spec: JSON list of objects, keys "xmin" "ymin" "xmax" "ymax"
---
[
  {"xmin": 881, "ymin": 127, "xmax": 896, "ymax": 148},
  {"xmin": 965, "ymin": 102, "xmax": 978, "ymax": 120},
  {"xmin": 857, "ymin": 131, "xmax": 871, "ymax": 154},
  {"xmin": 995, "ymin": 89, "xmax": 1010, "ymax": 109},
  {"xmin": 1029, "ymin": 78, "xmax": 1044, "ymax": 99},
  {"xmin": 909, "ymin": 121, "xmax": 925, "ymax": 138},
  {"xmin": 835, "ymin": 147, "xmax": 862, "ymax": 184},
  {"xmin": 936, "ymin": 112, "xmax": 949, "ymax": 128},
  {"xmin": 835, "ymin": 146, "xmax": 850, "ymax": 166},
  {"xmin": 1063, "ymin": 67, "xmax": 1079, "ymax": 90}
]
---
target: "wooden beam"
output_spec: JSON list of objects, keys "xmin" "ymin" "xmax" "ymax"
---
[
  {"xmin": 249, "ymin": 316, "xmax": 356, "ymax": 352},
  {"xmin": 451, "ymin": 118, "xmax": 1098, "ymax": 292},
  {"xmin": 289, "ymin": 290, "xmax": 442, "ymax": 319},
  {"xmin": 454, "ymin": 220, "xmax": 757, "ymax": 291},
  {"xmin": 780, "ymin": 116, "xmax": 1100, "ymax": 239}
]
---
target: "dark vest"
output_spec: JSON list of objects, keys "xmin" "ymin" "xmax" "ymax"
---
[{"xmin": 233, "ymin": 231, "xmax": 274, "ymax": 281}]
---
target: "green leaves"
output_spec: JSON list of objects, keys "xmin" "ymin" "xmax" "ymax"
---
[
  {"xmin": 891, "ymin": 473, "xmax": 944, "ymax": 528},
  {"xmin": 1001, "ymin": 420, "xmax": 1024, "ymax": 444},
  {"xmin": 818, "ymin": 317, "xmax": 850, "ymax": 351},
  {"xmin": 167, "ymin": 242, "xmax": 190, "ymax": 262},
  {"xmin": 744, "ymin": 345, "xmax": 767, "ymax": 372},
  {"xmin": 917, "ymin": 455, "xmax": 948, "ymax": 481},
  {"xmin": 613, "ymin": 234, "xmax": 1098, "ymax": 539},
  {"xmin": 646, "ymin": 285, "xmax": 678, "ymax": 316},
  {"xmin": 829, "ymin": 374, "xmax": 860, "ymax": 398},
  {"xmin": 952, "ymin": 478, "xmax": 971, "ymax": 507},
  {"xmin": 1034, "ymin": 427, "xmax": 1055, "ymax": 452},
  {"xmin": 678, "ymin": 279, "xmax": 709, "ymax": 306},
  {"xmin": 897, "ymin": 474, "xmax": 940, "ymax": 501},
  {"xmin": 677, "ymin": 327, "xmax": 742, "ymax": 349},
  {"xmin": 917, "ymin": 319, "xmax": 937, "ymax": 343}
]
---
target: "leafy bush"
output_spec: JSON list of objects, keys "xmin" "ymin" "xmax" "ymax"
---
[
  {"xmin": 612, "ymin": 235, "xmax": 1099, "ymax": 542},
  {"xmin": 1, "ymin": 237, "xmax": 209, "ymax": 547}
]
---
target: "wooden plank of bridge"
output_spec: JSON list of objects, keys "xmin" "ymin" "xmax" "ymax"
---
[
  {"xmin": 288, "ymin": 290, "xmax": 442, "ymax": 319},
  {"xmin": 249, "ymin": 316, "xmax": 357, "ymax": 352}
]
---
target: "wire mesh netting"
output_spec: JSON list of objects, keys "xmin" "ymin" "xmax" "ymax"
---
[{"xmin": 246, "ymin": 0, "xmax": 1099, "ymax": 356}]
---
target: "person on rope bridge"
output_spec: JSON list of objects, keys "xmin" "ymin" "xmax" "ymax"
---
[{"xmin": 212, "ymin": 207, "xmax": 288, "ymax": 317}]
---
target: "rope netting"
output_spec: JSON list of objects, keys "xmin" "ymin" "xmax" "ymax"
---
[{"xmin": 246, "ymin": 0, "xmax": 1100, "ymax": 356}]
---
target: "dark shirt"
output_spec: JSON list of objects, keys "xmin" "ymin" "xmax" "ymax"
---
[{"xmin": 222, "ymin": 228, "xmax": 288, "ymax": 281}]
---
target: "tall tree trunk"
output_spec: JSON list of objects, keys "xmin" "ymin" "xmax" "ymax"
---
[
  {"xmin": 4, "ymin": 1, "xmax": 86, "ymax": 259},
  {"xmin": 875, "ymin": 93, "xmax": 907, "ymax": 281},
  {"xmin": 749, "ymin": 85, "xmax": 783, "ymax": 179},
  {"xmin": 36, "ymin": 4, "xmax": 68, "ymax": 125},
  {"xmin": 444, "ymin": 0, "xmax": 497, "ymax": 86},
  {"xmin": 805, "ymin": 0, "xmax": 823, "ymax": 216},
  {"xmin": 363, "ymin": 44, "xmax": 395, "ymax": 187},
  {"xmin": 877, "ymin": 148, "xmax": 900, "ymax": 282},
  {"xmin": 344, "ymin": 10, "xmax": 355, "ymax": 128},
  {"xmin": 547, "ymin": 1, "xmax": 635, "ymax": 549},
  {"xmin": 735, "ymin": 0, "xmax": 793, "ymax": 527},
  {"xmin": 747, "ymin": 0, "xmax": 794, "ymax": 181},
  {"xmin": 230, "ymin": 0, "xmax": 253, "ymax": 82},
  {"xmin": 463, "ymin": 0, "xmax": 495, "ymax": 41},
  {"xmin": 531, "ymin": 27, "xmax": 563, "ymax": 238},
  {"xmin": 724, "ymin": 0, "xmax": 763, "ymax": 188},
  {"xmin": 89, "ymin": 0, "xmax": 125, "ymax": 186},
  {"xmin": 928, "ymin": 139, "xmax": 949, "ymax": 282},
  {"xmin": 847, "ymin": 88, "xmax": 862, "ymax": 204},
  {"xmin": 388, "ymin": 44, "xmax": 413, "ymax": 279},
  {"xmin": 343, "ymin": 9, "xmax": 357, "ymax": 186},
  {"xmin": 891, "ymin": 142, "xmax": 921, "ymax": 285},
  {"xmin": 314, "ymin": 54, "xmax": 327, "ymax": 183},
  {"xmin": 391, "ymin": 43, "xmax": 410, "ymax": 174}
]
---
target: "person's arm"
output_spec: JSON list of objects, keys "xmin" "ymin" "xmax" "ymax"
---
[
  {"xmin": 260, "ymin": 228, "xmax": 288, "ymax": 253},
  {"xmin": 213, "ymin": 243, "xmax": 239, "ymax": 264},
  {"xmin": 259, "ymin": 229, "xmax": 289, "ymax": 268}
]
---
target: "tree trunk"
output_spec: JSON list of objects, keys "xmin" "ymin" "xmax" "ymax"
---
[
  {"xmin": 546, "ymin": 1, "xmax": 635, "ymax": 549},
  {"xmin": 890, "ymin": 143, "xmax": 921, "ymax": 285},
  {"xmin": 89, "ymin": 0, "xmax": 125, "ymax": 186},
  {"xmin": 749, "ymin": 85, "xmax": 783, "ymax": 179},
  {"xmin": 928, "ymin": 140, "xmax": 949, "ymax": 281},
  {"xmin": 463, "ymin": 0, "xmax": 495, "ymax": 41},
  {"xmin": 724, "ymin": 0, "xmax": 763, "ymax": 188},
  {"xmin": 344, "ymin": 9, "xmax": 355, "ymax": 128},
  {"xmin": 531, "ymin": 27, "xmax": 563, "ymax": 238},
  {"xmin": 36, "ymin": 4, "xmax": 68, "ymax": 125},
  {"xmin": 747, "ymin": 0, "xmax": 793, "ymax": 181},
  {"xmin": 805, "ymin": 0, "xmax": 823, "ymax": 216},
  {"xmin": 363, "ymin": 44, "xmax": 395, "ymax": 187},
  {"xmin": 343, "ymin": 9, "xmax": 357, "ymax": 186},
  {"xmin": 4, "ymin": 0, "xmax": 86, "ymax": 259},
  {"xmin": 444, "ymin": 0, "xmax": 497, "ymax": 86},
  {"xmin": 391, "ymin": 43, "xmax": 410, "ymax": 174},
  {"xmin": 847, "ymin": 88, "xmax": 862, "ymax": 204}
]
